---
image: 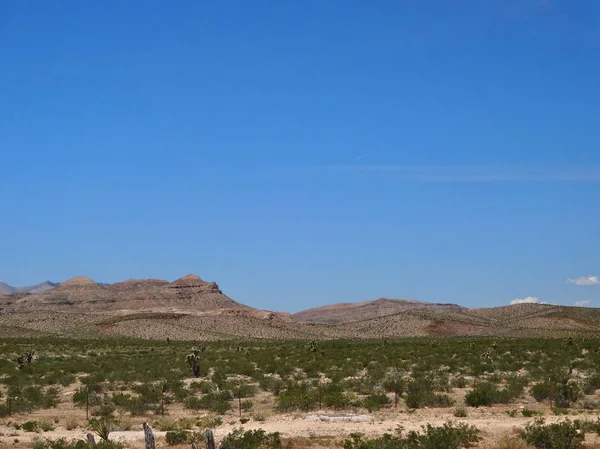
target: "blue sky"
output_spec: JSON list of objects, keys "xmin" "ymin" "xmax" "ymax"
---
[{"xmin": 1, "ymin": 1, "xmax": 598, "ymax": 312}]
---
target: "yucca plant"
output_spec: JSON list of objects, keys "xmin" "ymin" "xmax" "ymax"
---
[
  {"xmin": 186, "ymin": 346, "xmax": 206, "ymax": 377},
  {"xmin": 89, "ymin": 417, "xmax": 113, "ymax": 442}
]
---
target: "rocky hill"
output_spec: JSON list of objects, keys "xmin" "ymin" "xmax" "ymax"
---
[
  {"xmin": 306, "ymin": 300, "xmax": 600, "ymax": 339},
  {"xmin": 293, "ymin": 297, "xmax": 465, "ymax": 324},
  {"xmin": 0, "ymin": 274, "xmax": 246, "ymax": 314},
  {"xmin": 1, "ymin": 276, "xmax": 600, "ymax": 340},
  {"xmin": 0, "ymin": 281, "xmax": 58, "ymax": 296}
]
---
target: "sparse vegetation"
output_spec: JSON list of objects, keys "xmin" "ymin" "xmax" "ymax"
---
[
  {"xmin": 88, "ymin": 417, "xmax": 113, "ymax": 442},
  {"xmin": 521, "ymin": 418, "xmax": 584, "ymax": 449},
  {"xmin": 453, "ymin": 406, "xmax": 468, "ymax": 418},
  {"xmin": 221, "ymin": 428, "xmax": 286, "ymax": 449},
  {"xmin": 165, "ymin": 429, "xmax": 189, "ymax": 445},
  {"xmin": 343, "ymin": 422, "xmax": 480, "ymax": 449},
  {"xmin": 186, "ymin": 346, "xmax": 206, "ymax": 377},
  {"xmin": 1, "ymin": 336, "xmax": 600, "ymax": 447}
]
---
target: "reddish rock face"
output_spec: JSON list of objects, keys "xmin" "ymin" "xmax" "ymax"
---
[
  {"xmin": 58, "ymin": 276, "xmax": 98, "ymax": 287},
  {"xmin": 2, "ymin": 274, "xmax": 247, "ymax": 314},
  {"xmin": 293, "ymin": 297, "xmax": 465, "ymax": 324}
]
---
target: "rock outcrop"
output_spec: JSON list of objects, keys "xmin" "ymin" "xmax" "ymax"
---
[
  {"xmin": 293, "ymin": 297, "xmax": 464, "ymax": 324},
  {"xmin": 1, "ymin": 274, "xmax": 246, "ymax": 314}
]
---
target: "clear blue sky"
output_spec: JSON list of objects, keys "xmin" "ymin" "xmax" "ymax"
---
[{"xmin": 1, "ymin": 1, "xmax": 599, "ymax": 312}]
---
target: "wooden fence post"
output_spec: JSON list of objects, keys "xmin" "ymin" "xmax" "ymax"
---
[
  {"xmin": 318, "ymin": 382, "xmax": 322, "ymax": 409},
  {"xmin": 394, "ymin": 361, "xmax": 399, "ymax": 410},
  {"xmin": 143, "ymin": 422, "xmax": 156, "ymax": 449},
  {"xmin": 205, "ymin": 429, "xmax": 215, "ymax": 449},
  {"xmin": 238, "ymin": 386, "xmax": 242, "ymax": 418}
]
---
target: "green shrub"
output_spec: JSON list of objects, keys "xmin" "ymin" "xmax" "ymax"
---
[
  {"xmin": 5, "ymin": 384, "xmax": 61, "ymax": 413},
  {"xmin": 453, "ymin": 406, "xmax": 467, "ymax": 418},
  {"xmin": 111, "ymin": 392, "xmax": 132, "ymax": 407},
  {"xmin": 89, "ymin": 418, "xmax": 113, "ymax": 442},
  {"xmin": 318, "ymin": 383, "xmax": 351, "ymax": 410},
  {"xmin": 412, "ymin": 422, "xmax": 480, "ymax": 449},
  {"xmin": 220, "ymin": 428, "xmax": 284, "ymax": 449},
  {"xmin": 531, "ymin": 383, "xmax": 552, "ymax": 402},
  {"xmin": 73, "ymin": 386, "xmax": 102, "ymax": 407},
  {"xmin": 253, "ymin": 412, "xmax": 267, "ymax": 422},
  {"xmin": 362, "ymin": 393, "xmax": 391, "ymax": 412},
  {"xmin": 521, "ymin": 418, "xmax": 584, "ymax": 449},
  {"xmin": 165, "ymin": 429, "xmax": 189, "ymax": 445},
  {"xmin": 465, "ymin": 380, "xmax": 522, "ymax": 407},
  {"xmin": 32, "ymin": 438, "xmax": 123, "ymax": 449},
  {"xmin": 259, "ymin": 377, "xmax": 284, "ymax": 395},
  {"xmin": 277, "ymin": 383, "xmax": 317, "ymax": 412},
  {"xmin": 198, "ymin": 392, "xmax": 232, "ymax": 414},
  {"xmin": 185, "ymin": 392, "xmax": 231, "ymax": 414},
  {"xmin": 522, "ymin": 409, "xmax": 543, "ymax": 418},
  {"xmin": 98, "ymin": 404, "xmax": 115, "ymax": 418},
  {"xmin": 132, "ymin": 383, "xmax": 161, "ymax": 403},
  {"xmin": 583, "ymin": 373, "xmax": 600, "ymax": 395},
  {"xmin": 323, "ymin": 390, "xmax": 350, "ymax": 409},
  {"xmin": 22, "ymin": 420, "xmax": 38, "ymax": 432},
  {"xmin": 582, "ymin": 398, "xmax": 600, "ymax": 410},
  {"xmin": 465, "ymin": 382, "xmax": 497, "ymax": 407},
  {"xmin": 125, "ymin": 397, "xmax": 150, "ymax": 415},
  {"xmin": 189, "ymin": 380, "xmax": 215, "ymax": 394},
  {"xmin": 343, "ymin": 421, "xmax": 479, "ymax": 449},
  {"xmin": 382, "ymin": 376, "xmax": 404, "ymax": 394},
  {"xmin": 197, "ymin": 415, "xmax": 223, "ymax": 429},
  {"xmin": 35, "ymin": 420, "xmax": 55, "ymax": 432},
  {"xmin": 153, "ymin": 418, "xmax": 196, "ymax": 431},
  {"xmin": 184, "ymin": 396, "xmax": 203, "ymax": 409},
  {"xmin": 225, "ymin": 381, "xmax": 257, "ymax": 398},
  {"xmin": 404, "ymin": 375, "xmax": 454, "ymax": 409},
  {"xmin": 553, "ymin": 382, "xmax": 580, "ymax": 408},
  {"xmin": 405, "ymin": 391, "xmax": 454, "ymax": 409},
  {"xmin": 212, "ymin": 370, "xmax": 227, "ymax": 387},
  {"xmin": 451, "ymin": 377, "xmax": 468, "ymax": 388}
]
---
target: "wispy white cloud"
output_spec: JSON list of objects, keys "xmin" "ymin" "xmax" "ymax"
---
[
  {"xmin": 330, "ymin": 165, "xmax": 600, "ymax": 183},
  {"xmin": 567, "ymin": 276, "xmax": 599, "ymax": 286},
  {"xmin": 510, "ymin": 296, "xmax": 545, "ymax": 305},
  {"xmin": 574, "ymin": 300, "xmax": 591, "ymax": 307}
]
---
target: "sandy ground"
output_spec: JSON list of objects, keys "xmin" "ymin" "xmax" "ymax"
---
[
  {"xmin": 2, "ymin": 387, "xmax": 600, "ymax": 448},
  {"xmin": 3, "ymin": 405, "xmax": 600, "ymax": 449}
]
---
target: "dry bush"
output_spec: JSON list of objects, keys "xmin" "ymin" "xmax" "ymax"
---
[
  {"xmin": 64, "ymin": 418, "xmax": 81, "ymax": 431},
  {"xmin": 493, "ymin": 437, "xmax": 535, "ymax": 449}
]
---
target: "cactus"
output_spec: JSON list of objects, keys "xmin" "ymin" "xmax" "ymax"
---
[
  {"xmin": 186, "ymin": 346, "xmax": 205, "ymax": 377},
  {"xmin": 16, "ymin": 349, "xmax": 35, "ymax": 368}
]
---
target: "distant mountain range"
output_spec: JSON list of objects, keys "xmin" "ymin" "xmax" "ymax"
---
[
  {"xmin": 293, "ymin": 297, "xmax": 465, "ymax": 324},
  {"xmin": 0, "ymin": 274, "xmax": 246, "ymax": 313},
  {"xmin": 1, "ymin": 275, "xmax": 600, "ymax": 340},
  {"xmin": 0, "ymin": 281, "xmax": 59, "ymax": 296}
]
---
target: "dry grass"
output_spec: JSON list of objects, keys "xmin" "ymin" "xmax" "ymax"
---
[{"xmin": 490, "ymin": 437, "xmax": 535, "ymax": 449}]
